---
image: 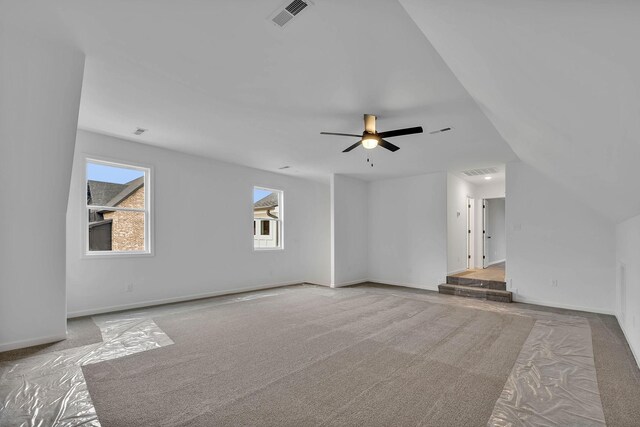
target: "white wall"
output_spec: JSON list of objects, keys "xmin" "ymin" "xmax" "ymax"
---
[
  {"xmin": 66, "ymin": 131, "xmax": 331, "ymax": 316},
  {"xmin": 475, "ymin": 180, "xmax": 505, "ymax": 200},
  {"xmin": 447, "ymin": 174, "xmax": 476, "ymax": 274},
  {"xmin": 486, "ymin": 198, "xmax": 506, "ymax": 265},
  {"xmin": 369, "ymin": 173, "xmax": 447, "ymax": 290},
  {"xmin": 616, "ymin": 214, "xmax": 640, "ymax": 366},
  {"xmin": 0, "ymin": 31, "xmax": 85, "ymax": 351},
  {"xmin": 506, "ymin": 161, "xmax": 615, "ymax": 314},
  {"xmin": 331, "ymin": 175, "xmax": 369, "ymax": 287}
]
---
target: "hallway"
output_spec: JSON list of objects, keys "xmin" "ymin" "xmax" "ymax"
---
[{"xmin": 450, "ymin": 262, "xmax": 505, "ymax": 283}]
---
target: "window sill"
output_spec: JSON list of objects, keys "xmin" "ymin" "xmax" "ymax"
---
[{"xmin": 83, "ymin": 251, "xmax": 154, "ymax": 259}]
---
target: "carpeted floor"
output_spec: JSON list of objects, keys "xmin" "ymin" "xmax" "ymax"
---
[
  {"xmin": 82, "ymin": 285, "xmax": 535, "ymax": 426},
  {"xmin": 515, "ymin": 301, "xmax": 640, "ymax": 426}
]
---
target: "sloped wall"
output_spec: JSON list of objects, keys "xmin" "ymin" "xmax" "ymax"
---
[
  {"xmin": 506, "ymin": 161, "xmax": 615, "ymax": 313},
  {"xmin": 0, "ymin": 30, "xmax": 85, "ymax": 351}
]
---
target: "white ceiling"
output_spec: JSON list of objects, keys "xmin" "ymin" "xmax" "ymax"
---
[
  {"xmin": 1, "ymin": 0, "xmax": 516, "ymax": 182},
  {"xmin": 399, "ymin": 0, "xmax": 640, "ymax": 222},
  {"xmin": 456, "ymin": 165, "xmax": 506, "ymax": 187}
]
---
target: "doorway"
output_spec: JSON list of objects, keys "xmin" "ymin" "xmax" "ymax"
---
[{"xmin": 482, "ymin": 197, "xmax": 506, "ymax": 269}]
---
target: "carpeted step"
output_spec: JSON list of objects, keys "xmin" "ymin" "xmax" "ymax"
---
[
  {"xmin": 446, "ymin": 276, "xmax": 507, "ymax": 290},
  {"xmin": 438, "ymin": 283, "xmax": 512, "ymax": 303}
]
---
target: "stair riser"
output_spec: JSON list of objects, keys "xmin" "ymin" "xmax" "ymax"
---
[
  {"xmin": 438, "ymin": 284, "xmax": 512, "ymax": 303},
  {"xmin": 446, "ymin": 276, "xmax": 506, "ymax": 290}
]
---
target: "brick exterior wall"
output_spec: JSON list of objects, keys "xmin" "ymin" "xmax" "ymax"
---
[{"xmin": 103, "ymin": 186, "xmax": 145, "ymax": 251}]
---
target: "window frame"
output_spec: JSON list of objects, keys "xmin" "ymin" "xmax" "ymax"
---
[
  {"xmin": 83, "ymin": 156, "xmax": 153, "ymax": 258},
  {"xmin": 253, "ymin": 186, "xmax": 284, "ymax": 251}
]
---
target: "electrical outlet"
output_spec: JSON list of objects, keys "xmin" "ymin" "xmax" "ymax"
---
[
  {"xmin": 551, "ymin": 279, "xmax": 558, "ymax": 288},
  {"xmin": 126, "ymin": 283, "xmax": 134, "ymax": 293}
]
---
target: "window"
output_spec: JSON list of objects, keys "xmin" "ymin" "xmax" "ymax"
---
[
  {"xmin": 86, "ymin": 159, "xmax": 151, "ymax": 255},
  {"xmin": 253, "ymin": 187, "xmax": 283, "ymax": 249}
]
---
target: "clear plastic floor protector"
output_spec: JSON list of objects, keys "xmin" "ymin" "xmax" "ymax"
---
[
  {"xmin": 367, "ymin": 288, "xmax": 607, "ymax": 426},
  {"xmin": 0, "ymin": 290, "xmax": 283, "ymax": 427},
  {"xmin": 0, "ymin": 286, "xmax": 606, "ymax": 426}
]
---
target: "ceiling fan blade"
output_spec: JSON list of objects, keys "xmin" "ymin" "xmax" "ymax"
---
[
  {"xmin": 429, "ymin": 127, "xmax": 452, "ymax": 135},
  {"xmin": 320, "ymin": 132, "xmax": 361, "ymax": 137},
  {"xmin": 364, "ymin": 114, "xmax": 376, "ymax": 133},
  {"xmin": 378, "ymin": 126, "xmax": 424, "ymax": 139},
  {"xmin": 342, "ymin": 140, "xmax": 362, "ymax": 152},
  {"xmin": 378, "ymin": 139, "xmax": 400, "ymax": 152}
]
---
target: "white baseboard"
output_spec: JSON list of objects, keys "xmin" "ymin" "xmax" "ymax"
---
[
  {"xmin": 368, "ymin": 279, "xmax": 439, "ymax": 292},
  {"xmin": 616, "ymin": 313, "xmax": 640, "ymax": 369},
  {"xmin": 330, "ymin": 279, "xmax": 368, "ymax": 288},
  {"xmin": 487, "ymin": 259, "xmax": 506, "ymax": 266},
  {"xmin": 0, "ymin": 333, "xmax": 67, "ymax": 353},
  {"xmin": 513, "ymin": 295, "xmax": 615, "ymax": 316},
  {"xmin": 67, "ymin": 281, "xmax": 302, "ymax": 318}
]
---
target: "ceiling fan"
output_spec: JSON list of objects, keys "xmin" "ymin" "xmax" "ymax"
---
[{"xmin": 320, "ymin": 114, "xmax": 449, "ymax": 153}]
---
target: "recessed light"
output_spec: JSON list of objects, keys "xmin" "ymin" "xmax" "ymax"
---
[{"xmin": 484, "ymin": 176, "xmax": 492, "ymax": 180}]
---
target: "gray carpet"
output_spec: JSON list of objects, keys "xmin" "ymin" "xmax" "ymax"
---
[
  {"xmin": 0, "ymin": 316, "xmax": 102, "ymax": 362},
  {"xmin": 82, "ymin": 286, "xmax": 534, "ymax": 426},
  {"xmin": 506, "ymin": 300, "xmax": 640, "ymax": 426}
]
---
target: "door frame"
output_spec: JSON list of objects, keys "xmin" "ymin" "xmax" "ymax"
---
[
  {"xmin": 482, "ymin": 198, "xmax": 487, "ymax": 269},
  {"xmin": 467, "ymin": 197, "xmax": 474, "ymax": 269}
]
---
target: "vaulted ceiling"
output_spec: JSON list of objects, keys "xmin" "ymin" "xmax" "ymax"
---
[
  {"xmin": 1, "ymin": 0, "xmax": 516, "ymax": 182},
  {"xmin": 3, "ymin": 0, "xmax": 637, "ymax": 222},
  {"xmin": 399, "ymin": 0, "xmax": 640, "ymax": 222}
]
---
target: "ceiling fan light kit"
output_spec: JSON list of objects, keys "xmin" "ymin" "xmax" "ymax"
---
[{"xmin": 362, "ymin": 135, "xmax": 379, "ymax": 149}]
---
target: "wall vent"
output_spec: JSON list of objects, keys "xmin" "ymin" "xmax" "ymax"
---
[
  {"xmin": 269, "ymin": 0, "xmax": 311, "ymax": 28},
  {"xmin": 462, "ymin": 167, "xmax": 499, "ymax": 177}
]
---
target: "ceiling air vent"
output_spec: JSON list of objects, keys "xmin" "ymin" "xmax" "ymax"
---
[
  {"xmin": 461, "ymin": 167, "xmax": 499, "ymax": 177},
  {"xmin": 269, "ymin": 0, "xmax": 311, "ymax": 28},
  {"xmin": 133, "ymin": 128, "xmax": 147, "ymax": 136}
]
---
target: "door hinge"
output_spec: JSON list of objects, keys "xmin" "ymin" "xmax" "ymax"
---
[{"xmin": 483, "ymin": 256, "xmax": 486, "ymax": 259}]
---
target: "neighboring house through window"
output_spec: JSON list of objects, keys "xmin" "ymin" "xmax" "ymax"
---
[
  {"xmin": 86, "ymin": 159, "xmax": 151, "ymax": 255},
  {"xmin": 253, "ymin": 187, "xmax": 283, "ymax": 249}
]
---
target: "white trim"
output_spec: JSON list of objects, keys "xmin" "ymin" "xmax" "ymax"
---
[
  {"xmin": 330, "ymin": 279, "xmax": 367, "ymax": 288},
  {"xmin": 253, "ymin": 186, "xmax": 284, "ymax": 251},
  {"xmin": 367, "ymin": 279, "xmax": 440, "ymax": 292},
  {"xmin": 512, "ymin": 295, "xmax": 615, "ymax": 315},
  {"xmin": 616, "ymin": 314, "xmax": 640, "ymax": 369},
  {"xmin": 0, "ymin": 333, "xmax": 67, "ymax": 353},
  {"xmin": 66, "ymin": 281, "xmax": 301, "ymax": 318},
  {"xmin": 83, "ymin": 156, "xmax": 154, "ymax": 257},
  {"xmin": 487, "ymin": 259, "xmax": 506, "ymax": 267}
]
